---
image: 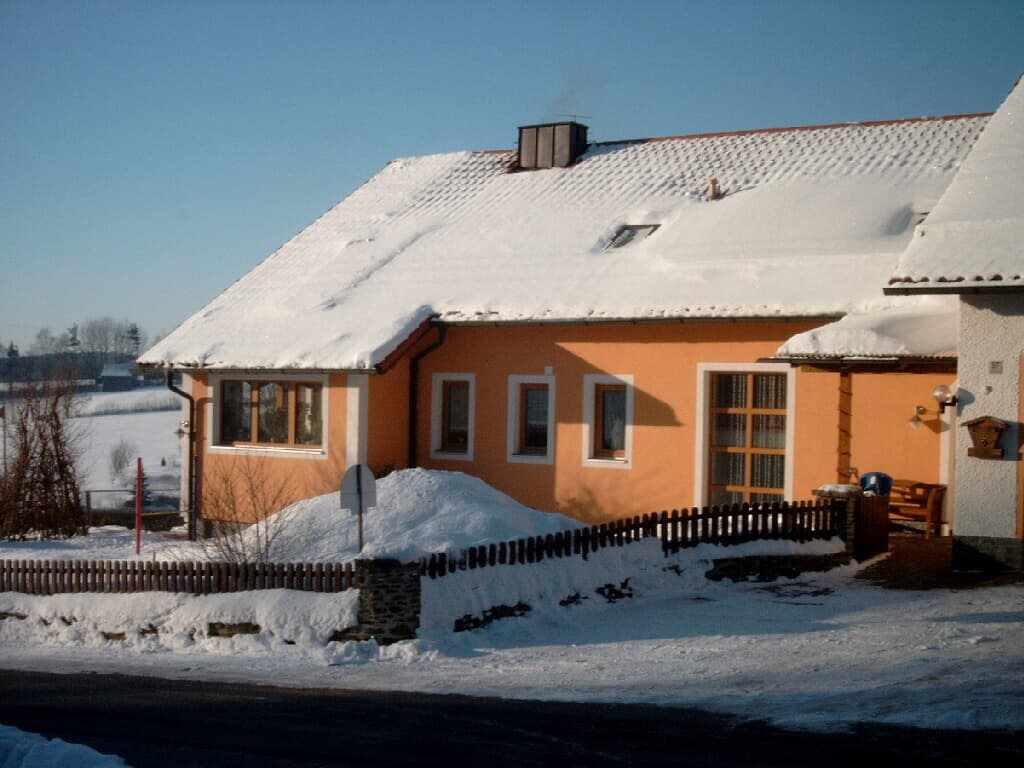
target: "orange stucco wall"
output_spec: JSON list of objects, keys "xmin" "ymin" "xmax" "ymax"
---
[
  {"xmin": 190, "ymin": 321, "xmax": 951, "ymax": 527},
  {"xmin": 848, "ymin": 372, "xmax": 948, "ymax": 484},
  {"xmin": 410, "ymin": 323, "xmax": 948, "ymax": 522},
  {"xmin": 368, "ymin": 356, "xmax": 411, "ymax": 475},
  {"xmin": 192, "ymin": 373, "xmax": 350, "ymax": 522}
]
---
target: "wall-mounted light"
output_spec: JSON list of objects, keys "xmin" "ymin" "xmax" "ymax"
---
[
  {"xmin": 909, "ymin": 404, "xmax": 927, "ymax": 429},
  {"xmin": 932, "ymin": 384, "xmax": 959, "ymax": 414}
]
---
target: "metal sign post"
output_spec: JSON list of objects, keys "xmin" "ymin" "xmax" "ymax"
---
[{"xmin": 340, "ymin": 464, "xmax": 376, "ymax": 552}]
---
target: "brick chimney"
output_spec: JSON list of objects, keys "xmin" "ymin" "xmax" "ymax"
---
[{"xmin": 517, "ymin": 121, "xmax": 588, "ymax": 169}]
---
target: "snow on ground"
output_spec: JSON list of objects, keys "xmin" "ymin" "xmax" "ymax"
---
[
  {"xmin": 182, "ymin": 467, "xmax": 585, "ymax": 562},
  {"xmin": 0, "ymin": 468, "xmax": 581, "ymax": 563},
  {"xmin": 71, "ymin": 389, "xmax": 182, "ymax": 500},
  {"xmin": 1, "ymin": 467, "xmax": 1022, "ymax": 734},
  {"xmin": 73, "ymin": 388, "xmax": 180, "ymax": 417},
  {"xmin": 0, "ymin": 724, "xmax": 127, "ymax": 767}
]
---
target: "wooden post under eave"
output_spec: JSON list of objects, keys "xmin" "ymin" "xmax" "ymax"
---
[{"xmin": 837, "ymin": 370, "xmax": 853, "ymax": 483}]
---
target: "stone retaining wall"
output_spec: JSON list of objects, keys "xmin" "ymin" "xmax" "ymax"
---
[{"xmin": 333, "ymin": 559, "xmax": 421, "ymax": 645}]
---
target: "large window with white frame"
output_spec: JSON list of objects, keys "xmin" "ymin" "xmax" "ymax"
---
[
  {"xmin": 431, "ymin": 373, "xmax": 475, "ymax": 461},
  {"xmin": 582, "ymin": 374, "xmax": 634, "ymax": 468},
  {"xmin": 215, "ymin": 378, "xmax": 324, "ymax": 450},
  {"xmin": 507, "ymin": 374, "xmax": 555, "ymax": 464},
  {"xmin": 697, "ymin": 364, "xmax": 794, "ymax": 507}
]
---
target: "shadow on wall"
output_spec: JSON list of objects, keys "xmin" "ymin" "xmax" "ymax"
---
[{"xmin": 559, "ymin": 488, "xmax": 607, "ymax": 525}]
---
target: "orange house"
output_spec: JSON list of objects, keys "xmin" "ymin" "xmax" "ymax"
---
[{"xmin": 140, "ymin": 112, "xmax": 991, "ymax": 529}]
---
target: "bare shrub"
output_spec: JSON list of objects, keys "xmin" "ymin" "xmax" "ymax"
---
[
  {"xmin": 197, "ymin": 455, "xmax": 295, "ymax": 565},
  {"xmin": 0, "ymin": 375, "xmax": 87, "ymax": 539},
  {"xmin": 108, "ymin": 438, "xmax": 137, "ymax": 485}
]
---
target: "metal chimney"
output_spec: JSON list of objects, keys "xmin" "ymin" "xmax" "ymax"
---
[{"xmin": 517, "ymin": 121, "xmax": 588, "ymax": 169}]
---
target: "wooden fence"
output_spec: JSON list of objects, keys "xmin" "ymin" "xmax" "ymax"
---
[
  {"xmin": 2, "ymin": 500, "xmax": 845, "ymax": 595},
  {"xmin": 421, "ymin": 499, "xmax": 840, "ymax": 580},
  {"xmin": 0, "ymin": 559, "xmax": 357, "ymax": 596}
]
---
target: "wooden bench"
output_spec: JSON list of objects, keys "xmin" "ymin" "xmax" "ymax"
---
[{"xmin": 888, "ymin": 480, "xmax": 946, "ymax": 538}]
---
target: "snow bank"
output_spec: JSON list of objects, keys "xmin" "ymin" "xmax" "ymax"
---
[
  {"xmin": 0, "ymin": 469, "xmax": 579, "ymax": 565},
  {"xmin": 0, "ymin": 589, "xmax": 357, "ymax": 657},
  {"xmin": 176, "ymin": 468, "xmax": 583, "ymax": 563},
  {"xmin": 420, "ymin": 536, "xmax": 845, "ymax": 631},
  {"xmin": 0, "ymin": 724, "xmax": 127, "ymax": 767}
]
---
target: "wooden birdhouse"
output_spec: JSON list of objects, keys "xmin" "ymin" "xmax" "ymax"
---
[{"xmin": 962, "ymin": 416, "xmax": 1008, "ymax": 459}]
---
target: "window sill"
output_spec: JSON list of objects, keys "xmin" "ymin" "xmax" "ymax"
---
[
  {"xmin": 430, "ymin": 449, "xmax": 474, "ymax": 462},
  {"xmin": 508, "ymin": 452, "xmax": 554, "ymax": 465},
  {"xmin": 210, "ymin": 444, "xmax": 326, "ymax": 458},
  {"xmin": 583, "ymin": 456, "xmax": 632, "ymax": 470}
]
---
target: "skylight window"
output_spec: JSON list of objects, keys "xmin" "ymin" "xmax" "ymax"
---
[{"xmin": 607, "ymin": 224, "xmax": 659, "ymax": 249}]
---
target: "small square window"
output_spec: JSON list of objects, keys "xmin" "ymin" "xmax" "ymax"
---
[
  {"xmin": 594, "ymin": 384, "xmax": 627, "ymax": 459},
  {"xmin": 583, "ymin": 374, "xmax": 634, "ymax": 468},
  {"xmin": 607, "ymin": 224, "xmax": 659, "ymax": 249},
  {"xmin": 508, "ymin": 375, "xmax": 555, "ymax": 463}
]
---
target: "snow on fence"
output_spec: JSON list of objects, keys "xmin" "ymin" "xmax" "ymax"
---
[
  {"xmin": 420, "ymin": 499, "xmax": 841, "ymax": 580},
  {"xmin": 1, "ymin": 500, "xmax": 852, "ymax": 597},
  {"xmin": 0, "ymin": 559, "xmax": 357, "ymax": 596}
]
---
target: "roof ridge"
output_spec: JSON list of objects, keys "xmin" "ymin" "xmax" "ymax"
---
[
  {"xmin": 471, "ymin": 112, "xmax": 991, "ymax": 154},
  {"xmin": 620, "ymin": 112, "xmax": 992, "ymax": 146}
]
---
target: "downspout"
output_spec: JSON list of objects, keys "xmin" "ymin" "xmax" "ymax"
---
[
  {"xmin": 166, "ymin": 371, "xmax": 197, "ymax": 541},
  {"xmin": 409, "ymin": 324, "xmax": 447, "ymax": 467}
]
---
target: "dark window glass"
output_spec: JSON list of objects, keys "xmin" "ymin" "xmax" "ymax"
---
[
  {"xmin": 594, "ymin": 384, "xmax": 626, "ymax": 458},
  {"xmin": 295, "ymin": 384, "xmax": 322, "ymax": 445},
  {"xmin": 258, "ymin": 383, "xmax": 289, "ymax": 444},
  {"xmin": 520, "ymin": 385, "xmax": 549, "ymax": 453},
  {"xmin": 442, "ymin": 381, "xmax": 469, "ymax": 453},
  {"xmin": 221, "ymin": 381, "xmax": 252, "ymax": 443}
]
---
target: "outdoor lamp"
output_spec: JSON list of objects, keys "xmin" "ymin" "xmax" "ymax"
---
[
  {"xmin": 932, "ymin": 384, "xmax": 959, "ymax": 414},
  {"xmin": 909, "ymin": 404, "xmax": 927, "ymax": 429}
]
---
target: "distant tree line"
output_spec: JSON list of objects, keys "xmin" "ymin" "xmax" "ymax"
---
[{"xmin": 1, "ymin": 317, "xmax": 161, "ymax": 391}]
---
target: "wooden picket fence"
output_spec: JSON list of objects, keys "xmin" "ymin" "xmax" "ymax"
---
[
  {"xmin": 421, "ymin": 499, "xmax": 840, "ymax": 580},
  {"xmin": 2, "ymin": 500, "xmax": 844, "ymax": 595},
  {"xmin": 0, "ymin": 559, "xmax": 357, "ymax": 596}
]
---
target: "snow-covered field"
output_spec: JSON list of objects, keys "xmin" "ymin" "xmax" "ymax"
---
[
  {"xmin": 1, "ymin": 400, "xmax": 1022, "ymax": 737},
  {"xmin": 71, "ymin": 388, "xmax": 182, "ymax": 501}
]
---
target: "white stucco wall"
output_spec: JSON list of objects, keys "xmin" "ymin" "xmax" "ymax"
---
[{"xmin": 955, "ymin": 295, "xmax": 1023, "ymax": 538}]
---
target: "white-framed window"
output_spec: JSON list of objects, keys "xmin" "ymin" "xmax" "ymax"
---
[
  {"xmin": 208, "ymin": 373, "xmax": 329, "ymax": 458},
  {"xmin": 582, "ymin": 374, "xmax": 634, "ymax": 469},
  {"xmin": 507, "ymin": 374, "xmax": 555, "ymax": 464},
  {"xmin": 431, "ymin": 373, "xmax": 475, "ymax": 461},
  {"xmin": 694, "ymin": 363, "xmax": 795, "ymax": 508}
]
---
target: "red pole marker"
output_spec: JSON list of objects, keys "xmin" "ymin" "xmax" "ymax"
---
[{"xmin": 136, "ymin": 458, "xmax": 143, "ymax": 556}]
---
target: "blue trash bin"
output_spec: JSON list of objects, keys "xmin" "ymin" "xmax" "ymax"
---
[{"xmin": 859, "ymin": 471, "xmax": 893, "ymax": 496}]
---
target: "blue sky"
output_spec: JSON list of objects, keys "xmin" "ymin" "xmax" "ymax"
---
[{"xmin": 1, "ymin": 0, "xmax": 1021, "ymax": 352}]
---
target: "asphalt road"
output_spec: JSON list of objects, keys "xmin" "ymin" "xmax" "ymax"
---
[{"xmin": 0, "ymin": 670, "xmax": 1020, "ymax": 767}]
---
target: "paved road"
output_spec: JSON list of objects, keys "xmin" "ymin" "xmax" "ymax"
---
[{"xmin": 1, "ymin": 670, "xmax": 1020, "ymax": 767}]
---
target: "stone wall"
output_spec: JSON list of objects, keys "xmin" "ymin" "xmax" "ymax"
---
[
  {"xmin": 704, "ymin": 553, "xmax": 851, "ymax": 582},
  {"xmin": 333, "ymin": 559, "xmax": 421, "ymax": 645},
  {"xmin": 953, "ymin": 535, "xmax": 1024, "ymax": 572}
]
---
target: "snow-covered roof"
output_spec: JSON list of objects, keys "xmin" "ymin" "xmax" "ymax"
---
[
  {"xmin": 99, "ymin": 363, "xmax": 134, "ymax": 378},
  {"xmin": 141, "ymin": 115, "xmax": 988, "ymax": 371},
  {"xmin": 775, "ymin": 296, "xmax": 958, "ymax": 362},
  {"xmin": 888, "ymin": 77, "xmax": 1024, "ymax": 293}
]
